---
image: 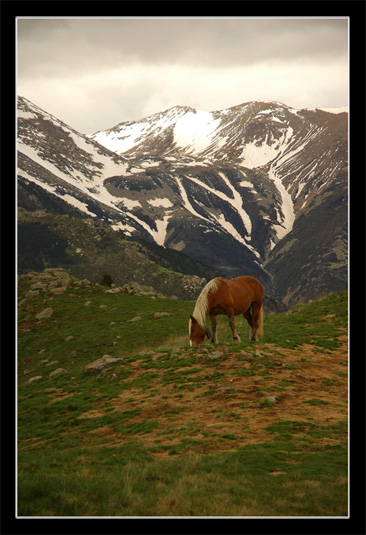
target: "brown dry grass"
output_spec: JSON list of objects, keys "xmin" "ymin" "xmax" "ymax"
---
[{"xmin": 76, "ymin": 337, "xmax": 348, "ymax": 457}]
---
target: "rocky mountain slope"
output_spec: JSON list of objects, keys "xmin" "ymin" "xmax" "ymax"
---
[
  {"xmin": 17, "ymin": 209, "xmax": 284, "ymax": 312},
  {"xmin": 17, "ymin": 96, "xmax": 348, "ymax": 306},
  {"xmin": 17, "ymin": 209, "xmax": 217, "ymax": 301}
]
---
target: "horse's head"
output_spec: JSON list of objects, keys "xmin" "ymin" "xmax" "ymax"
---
[{"xmin": 189, "ymin": 315, "xmax": 212, "ymax": 346}]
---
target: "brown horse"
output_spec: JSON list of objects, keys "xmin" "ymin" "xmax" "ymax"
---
[{"xmin": 189, "ymin": 276, "xmax": 263, "ymax": 346}]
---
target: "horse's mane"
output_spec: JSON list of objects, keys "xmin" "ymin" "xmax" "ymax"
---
[{"xmin": 192, "ymin": 278, "xmax": 221, "ymax": 328}]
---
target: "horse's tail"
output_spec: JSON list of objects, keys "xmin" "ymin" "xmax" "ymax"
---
[{"xmin": 257, "ymin": 306, "xmax": 264, "ymax": 337}]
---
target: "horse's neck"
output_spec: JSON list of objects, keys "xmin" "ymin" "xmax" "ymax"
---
[
  {"xmin": 193, "ymin": 293, "xmax": 209, "ymax": 327},
  {"xmin": 193, "ymin": 278, "xmax": 220, "ymax": 327}
]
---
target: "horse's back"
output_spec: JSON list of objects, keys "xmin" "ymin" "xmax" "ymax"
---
[{"xmin": 227, "ymin": 276, "xmax": 263, "ymax": 303}]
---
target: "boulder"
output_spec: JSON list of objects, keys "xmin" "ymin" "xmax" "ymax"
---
[
  {"xmin": 35, "ymin": 307, "xmax": 54, "ymax": 320},
  {"xmin": 49, "ymin": 368, "xmax": 67, "ymax": 377},
  {"xmin": 30, "ymin": 282, "xmax": 46, "ymax": 290},
  {"xmin": 27, "ymin": 375, "xmax": 42, "ymax": 384},
  {"xmin": 208, "ymin": 351, "xmax": 224, "ymax": 360},
  {"xmin": 85, "ymin": 355, "xmax": 123, "ymax": 373},
  {"xmin": 50, "ymin": 287, "xmax": 66, "ymax": 295},
  {"xmin": 25, "ymin": 290, "xmax": 40, "ymax": 298}
]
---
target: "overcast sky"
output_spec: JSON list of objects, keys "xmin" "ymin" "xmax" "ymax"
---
[{"xmin": 17, "ymin": 17, "xmax": 349, "ymax": 134}]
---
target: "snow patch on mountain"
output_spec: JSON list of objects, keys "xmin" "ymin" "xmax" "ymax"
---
[
  {"xmin": 268, "ymin": 167, "xmax": 295, "ymax": 240},
  {"xmin": 175, "ymin": 177, "xmax": 209, "ymax": 223},
  {"xmin": 217, "ymin": 171, "xmax": 252, "ymax": 238},
  {"xmin": 241, "ymin": 126, "xmax": 293, "ymax": 169},
  {"xmin": 93, "ymin": 124, "xmax": 146, "ymax": 154},
  {"xmin": 120, "ymin": 199, "xmax": 142, "ymax": 210},
  {"xmin": 241, "ymin": 139, "xmax": 281, "ymax": 169},
  {"xmin": 153, "ymin": 212, "xmax": 174, "ymax": 247},
  {"xmin": 173, "ymin": 110, "xmax": 220, "ymax": 153},
  {"xmin": 147, "ymin": 197, "xmax": 174, "ymax": 208}
]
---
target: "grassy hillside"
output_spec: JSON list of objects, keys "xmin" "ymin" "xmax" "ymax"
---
[{"xmin": 17, "ymin": 275, "xmax": 348, "ymax": 517}]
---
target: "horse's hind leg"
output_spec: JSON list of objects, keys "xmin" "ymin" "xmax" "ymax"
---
[
  {"xmin": 243, "ymin": 308, "xmax": 255, "ymax": 340},
  {"xmin": 250, "ymin": 302, "xmax": 262, "ymax": 341},
  {"xmin": 243, "ymin": 309, "xmax": 252, "ymax": 330}
]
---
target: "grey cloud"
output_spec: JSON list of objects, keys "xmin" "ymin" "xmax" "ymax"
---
[
  {"xmin": 17, "ymin": 17, "xmax": 349, "ymax": 132},
  {"xmin": 18, "ymin": 17, "xmax": 348, "ymax": 75}
]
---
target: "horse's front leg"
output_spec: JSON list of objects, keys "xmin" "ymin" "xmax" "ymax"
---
[
  {"xmin": 209, "ymin": 314, "xmax": 218, "ymax": 343},
  {"xmin": 227, "ymin": 310, "xmax": 241, "ymax": 342}
]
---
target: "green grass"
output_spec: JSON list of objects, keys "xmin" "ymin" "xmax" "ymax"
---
[
  {"xmin": 17, "ymin": 282, "xmax": 348, "ymax": 517},
  {"xmin": 18, "ymin": 441, "xmax": 347, "ymax": 517}
]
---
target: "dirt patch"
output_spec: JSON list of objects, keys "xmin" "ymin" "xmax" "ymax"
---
[
  {"xmin": 78, "ymin": 338, "xmax": 348, "ymax": 457},
  {"xmin": 47, "ymin": 388, "xmax": 75, "ymax": 403}
]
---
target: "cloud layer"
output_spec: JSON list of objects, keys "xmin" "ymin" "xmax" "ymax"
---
[{"xmin": 17, "ymin": 17, "xmax": 349, "ymax": 133}]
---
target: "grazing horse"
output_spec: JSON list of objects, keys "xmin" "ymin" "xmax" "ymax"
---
[{"xmin": 189, "ymin": 276, "xmax": 263, "ymax": 346}]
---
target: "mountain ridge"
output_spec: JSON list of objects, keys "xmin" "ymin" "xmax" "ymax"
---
[{"xmin": 17, "ymin": 96, "xmax": 348, "ymax": 306}]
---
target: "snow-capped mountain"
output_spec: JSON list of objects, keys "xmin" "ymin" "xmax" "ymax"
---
[{"xmin": 17, "ymin": 96, "xmax": 348, "ymax": 305}]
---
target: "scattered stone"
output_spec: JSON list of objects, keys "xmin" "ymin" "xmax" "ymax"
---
[
  {"xmin": 154, "ymin": 312, "xmax": 173, "ymax": 319},
  {"xmin": 104, "ymin": 287, "xmax": 121, "ymax": 294},
  {"xmin": 49, "ymin": 368, "xmax": 67, "ymax": 377},
  {"xmin": 25, "ymin": 290, "xmax": 39, "ymax": 298},
  {"xmin": 208, "ymin": 351, "xmax": 224, "ymax": 360},
  {"xmin": 24, "ymin": 369, "xmax": 36, "ymax": 375},
  {"xmin": 58, "ymin": 274, "xmax": 71, "ymax": 287},
  {"xmin": 216, "ymin": 387, "xmax": 237, "ymax": 392},
  {"xmin": 30, "ymin": 282, "xmax": 46, "ymax": 290},
  {"xmin": 45, "ymin": 360, "xmax": 58, "ymax": 367},
  {"xmin": 85, "ymin": 301, "xmax": 92, "ymax": 306},
  {"xmin": 121, "ymin": 282, "xmax": 169, "ymax": 299},
  {"xmin": 257, "ymin": 396, "xmax": 279, "ymax": 407},
  {"xmin": 50, "ymin": 287, "xmax": 66, "ymax": 295},
  {"xmin": 27, "ymin": 375, "xmax": 42, "ymax": 384},
  {"xmin": 127, "ymin": 316, "xmax": 142, "ymax": 323},
  {"xmin": 48, "ymin": 282, "xmax": 58, "ymax": 291},
  {"xmin": 65, "ymin": 336, "xmax": 74, "ymax": 342},
  {"xmin": 85, "ymin": 355, "xmax": 123, "ymax": 373},
  {"xmin": 35, "ymin": 307, "xmax": 54, "ymax": 320}
]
